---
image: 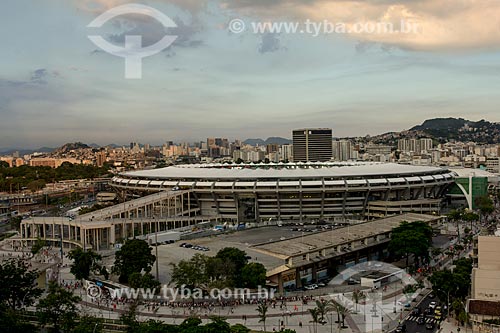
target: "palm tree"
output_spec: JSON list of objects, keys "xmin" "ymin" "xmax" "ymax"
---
[
  {"xmin": 309, "ymin": 307, "xmax": 320, "ymax": 333},
  {"xmin": 351, "ymin": 289, "xmax": 365, "ymax": 312},
  {"xmin": 331, "ymin": 298, "xmax": 352, "ymax": 329},
  {"xmin": 315, "ymin": 299, "xmax": 335, "ymax": 324},
  {"xmin": 338, "ymin": 303, "xmax": 352, "ymax": 328},
  {"xmin": 256, "ymin": 303, "xmax": 268, "ymax": 332}
]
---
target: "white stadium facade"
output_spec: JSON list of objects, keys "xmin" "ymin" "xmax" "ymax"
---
[{"xmin": 110, "ymin": 162, "xmax": 456, "ymax": 221}]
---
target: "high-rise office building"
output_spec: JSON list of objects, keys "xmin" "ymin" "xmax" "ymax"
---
[
  {"xmin": 292, "ymin": 128, "xmax": 332, "ymax": 162},
  {"xmin": 332, "ymin": 140, "xmax": 352, "ymax": 161}
]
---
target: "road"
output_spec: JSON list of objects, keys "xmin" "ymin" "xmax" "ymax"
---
[{"xmin": 400, "ymin": 289, "xmax": 450, "ymax": 333}]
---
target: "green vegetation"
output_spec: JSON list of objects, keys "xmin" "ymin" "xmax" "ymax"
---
[
  {"xmin": 170, "ymin": 247, "xmax": 266, "ymax": 290},
  {"xmin": 256, "ymin": 303, "xmax": 268, "ymax": 332},
  {"xmin": 9, "ymin": 216, "xmax": 22, "ymax": 231},
  {"xmin": 36, "ymin": 281, "xmax": 81, "ymax": 333},
  {"xmin": 121, "ymin": 303, "xmax": 259, "ymax": 333},
  {"xmin": 0, "ymin": 258, "xmax": 42, "ymax": 310},
  {"xmin": 0, "ymin": 162, "xmax": 110, "ymax": 192},
  {"xmin": 128, "ymin": 272, "xmax": 161, "ymax": 290},
  {"xmin": 0, "ymin": 258, "xmax": 262, "ymax": 333},
  {"xmin": 68, "ymin": 247, "xmax": 108, "ymax": 280},
  {"xmin": 72, "ymin": 315, "xmax": 104, "ymax": 333},
  {"xmin": 429, "ymin": 258, "xmax": 473, "ymax": 304},
  {"xmin": 475, "ymin": 195, "xmax": 494, "ymax": 215},
  {"xmin": 240, "ymin": 262, "xmax": 267, "ymax": 289},
  {"xmin": 31, "ymin": 238, "xmax": 47, "ymax": 256},
  {"xmin": 388, "ymin": 221, "xmax": 433, "ymax": 267},
  {"xmin": 113, "ymin": 239, "xmax": 157, "ymax": 284}
]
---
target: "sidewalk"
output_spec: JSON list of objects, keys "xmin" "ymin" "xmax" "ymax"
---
[{"xmin": 439, "ymin": 318, "xmax": 470, "ymax": 333}]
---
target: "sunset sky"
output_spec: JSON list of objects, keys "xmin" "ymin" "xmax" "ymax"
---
[{"xmin": 2, "ymin": 0, "xmax": 500, "ymax": 148}]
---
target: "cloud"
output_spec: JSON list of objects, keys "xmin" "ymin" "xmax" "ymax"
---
[
  {"xmin": 77, "ymin": 0, "xmax": 500, "ymax": 51},
  {"xmin": 220, "ymin": 0, "xmax": 500, "ymax": 51},
  {"xmin": 258, "ymin": 33, "xmax": 282, "ymax": 53},
  {"xmin": 30, "ymin": 69, "xmax": 48, "ymax": 84}
]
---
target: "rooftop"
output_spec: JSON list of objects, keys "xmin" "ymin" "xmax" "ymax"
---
[
  {"xmin": 121, "ymin": 162, "xmax": 450, "ymax": 180},
  {"xmin": 252, "ymin": 213, "xmax": 440, "ymax": 258}
]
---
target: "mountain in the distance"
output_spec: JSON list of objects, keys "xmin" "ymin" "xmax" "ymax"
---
[
  {"xmin": 243, "ymin": 137, "xmax": 292, "ymax": 146},
  {"xmin": 55, "ymin": 142, "xmax": 91, "ymax": 153},
  {"xmin": 408, "ymin": 118, "xmax": 500, "ymax": 143}
]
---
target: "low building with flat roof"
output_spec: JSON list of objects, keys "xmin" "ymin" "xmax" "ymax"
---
[{"xmin": 251, "ymin": 213, "xmax": 442, "ymax": 292}]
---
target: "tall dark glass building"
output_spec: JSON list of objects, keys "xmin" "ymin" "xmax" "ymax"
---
[{"xmin": 292, "ymin": 128, "xmax": 333, "ymax": 162}]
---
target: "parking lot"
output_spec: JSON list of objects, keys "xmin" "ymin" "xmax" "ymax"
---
[{"xmin": 154, "ymin": 226, "xmax": 298, "ymax": 283}]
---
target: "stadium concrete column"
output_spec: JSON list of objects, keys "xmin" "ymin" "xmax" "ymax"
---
[
  {"xmin": 295, "ymin": 268, "xmax": 302, "ymax": 288},
  {"xmin": 277, "ymin": 273, "xmax": 284, "ymax": 294},
  {"xmin": 110, "ymin": 226, "xmax": 115, "ymax": 245}
]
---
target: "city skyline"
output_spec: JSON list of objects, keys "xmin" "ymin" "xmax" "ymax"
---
[{"xmin": 2, "ymin": 0, "xmax": 500, "ymax": 147}]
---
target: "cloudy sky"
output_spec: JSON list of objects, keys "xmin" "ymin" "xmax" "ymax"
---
[{"xmin": 2, "ymin": 0, "xmax": 500, "ymax": 148}]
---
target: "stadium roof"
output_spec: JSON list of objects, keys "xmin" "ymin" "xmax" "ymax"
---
[{"xmin": 121, "ymin": 162, "xmax": 450, "ymax": 180}]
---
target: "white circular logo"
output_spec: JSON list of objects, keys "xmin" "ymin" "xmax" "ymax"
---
[
  {"xmin": 228, "ymin": 19, "xmax": 246, "ymax": 34},
  {"xmin": 87, "ymin": 285, "xmax": 102, "ymax": 298}
]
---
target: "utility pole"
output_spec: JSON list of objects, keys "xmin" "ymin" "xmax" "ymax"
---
[{"xmin": 154, "ymin": 217, "xmax": 159, "ymax": 281}]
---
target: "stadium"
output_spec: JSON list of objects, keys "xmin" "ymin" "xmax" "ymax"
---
[{"xmin": 110, "ymin": 162, "xmax": 456, "ymax": 221}]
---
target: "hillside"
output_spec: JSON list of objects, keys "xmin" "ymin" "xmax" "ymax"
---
[
  {"xmin": 243, "ymin": 137, "xmax": 292, "ymax": 146},
  {"xmin": 409, "ymin": 118, "xmax": 500, "ymax": 143}
]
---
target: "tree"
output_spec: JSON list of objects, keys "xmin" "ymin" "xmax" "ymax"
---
[
  {"xmin": 388, "ymin": 221, "xmax": 432, "ymax": 267},
  {"xmin": 120, "ymin": 301, "xmax": 141, "ymax": 333},
  {"xmin": 179, "ymin": 317, "xmax": 203, "ymax": 331},
  {"xmin": 68, "ymin": 247, "xmax": 107, "ymax": 280},
  {"xmin": 205, "ymin": 317, "xmax": 231, "ymax": 332},
  {"xmin": 256, "ymin": 303, "xmax": 268, "ymax": 332},
  {"xmin": 36, "ymin": 281, "xmax": 81, "ymax": 333},
  {"xmin": 0, "ymin": 303, "xmax": 37, "ymax": 332},
  {"xmin": 231, "ymin": 323, "xmax": 251, "ymax": 333},
  {"xmin": 429, "ymin": 270, "xmax": 455, "ymax": 302},
  {"xmin": 337, "ymin": 303, "xmax": 351, "ymax": 328},
  {"xmin": 216, "ymin": 247, "xmax": 248, "ymax": 285},
  {"xmin": 351, "ymin": 289, "xmax": 365, "ymax": 312},
  {"xmin": 315, "ymin": 300, "xmax": 334, "ymax": 325},
  {"xmin": 429, "ymin": 258, "xmax": 472, "ymax": 303},
  {"xmin": 240, "ymin": 262, "xmax": 266, "ymax": 289},
  {"xmin": 205, "ymin": 256, "xmax": 234, "ymax": 288},
  {"xmin": 73, "ymin": 315, "xmax": 104, "ymax": 333},
  {"xmin": 128, "ymin": 272, "xmax": 161, "ymax": 291},
  {"xmin": 309, "ymin": 307, "xmax": 320, "ymax": 333},
  {"xmin": 9, "ymin": 216, "xmax": 22, "ymax": 231},
  {"xmin": 170, "ymin": 253, "xmax": 209, "ymax": 290},
  {"xmin": 31, "ymin": 237, "xmax": 47, "ymax": 256},
  {"xmin": 113, "ymin": 239, "xmax": 156, "ymax": 283},
  {"xmin": 476, "ymin": 195, "xmax": 494, "ymax": 220},
  {"xmin": 0, "ymin": 258, "xmax": 42, "ymax": 310}
]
